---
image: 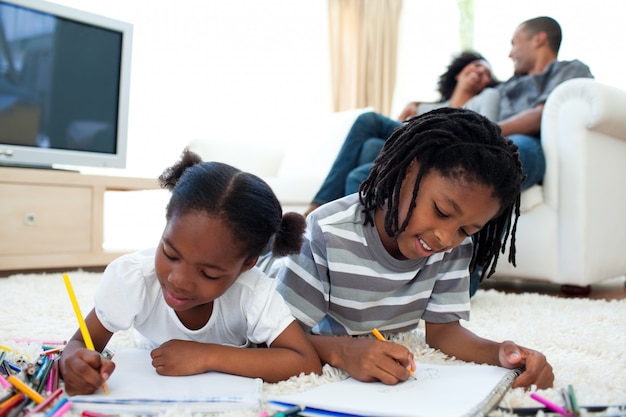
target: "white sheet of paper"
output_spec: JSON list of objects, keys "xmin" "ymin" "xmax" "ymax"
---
[
  {"xmin": 70, "ymin": 348, "xmax": 262, "ymax": 414},
  {"xmin": 270, "ymin": 362, "xmax": 518, "ymax": 417}
]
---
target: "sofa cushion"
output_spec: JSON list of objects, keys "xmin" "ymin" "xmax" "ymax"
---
[{"xmin": 519, "ymin": 184, "xmax": 543, "ymax": 213}]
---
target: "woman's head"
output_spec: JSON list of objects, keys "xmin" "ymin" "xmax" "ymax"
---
[
  {"xmin": 437, "ymin": 51, "xmax": 497, "ymax": 101},
  {"xmin": 360, "ymin": 108, "xmax": 523, "ymax": 279}
]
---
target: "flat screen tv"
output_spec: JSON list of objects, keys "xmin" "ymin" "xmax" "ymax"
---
[{"xmin": 0, "ymin": 0, "xmax": 132, "ymax": 170}]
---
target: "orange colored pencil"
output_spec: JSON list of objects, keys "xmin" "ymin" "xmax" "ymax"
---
[
  {"xmin": 0, "ymin": 393, "xmax": 26, "ymax": 415},
  {"xmin": 7, "ymin": 375, "xmax": 44, "ymax": 404}
]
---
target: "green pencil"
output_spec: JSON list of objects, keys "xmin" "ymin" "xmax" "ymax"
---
[{"xmin": 568, "ymin": 384, "xmax": 580, "ymax": 416}]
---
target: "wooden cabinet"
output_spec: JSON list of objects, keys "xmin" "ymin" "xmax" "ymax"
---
[{"xmin": 0, "ymin": 167, "xmax": 159, "ymax": 272}]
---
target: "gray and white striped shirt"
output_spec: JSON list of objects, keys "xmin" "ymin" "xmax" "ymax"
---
[{"xmin": 275, "ymin": 194, "xmax": 472, "ymax": 336}]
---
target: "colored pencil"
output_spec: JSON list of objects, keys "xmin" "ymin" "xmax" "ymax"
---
[
  {"xmin": 13, "ymin": 339, "xmax": 67, "ymax": 346},
  {"xmin": 24, "ymin": 388, "xmax": 63, "ymax": 416},
  {"xmin": 0, "ymin": 393, "xmax": 25, "ymax": 416},
  {"xmin": 371, "ymin": 328, "xmax": 414, "ymax": 377},
  {"xmin": 81, "ymin": 411, "xmax": 117, "ymax": 417},
  {"xmin": 43, "ymin": 397, "xmax": 69, "ymax": 417},
  {"xmin": 7, "ymin": 375, "xmax": 45, "ymax": 404},
  {"xmin": 530, "ymin": 392, "xmax": 575, "ymax": 417},
  {"xmin": 568, "ymin": 384, "xmax": 580, "ymax": 416},
  {"xmin": 0, "ymin": 374, "xmax": 11, "ymax": 390},
  {"xmin": 62, "ymin": 274, "xmax": 108, "ymax": 394},
  {"xmin": 45, "ymin": 359, "xmax": 59, "ymax": 394}
]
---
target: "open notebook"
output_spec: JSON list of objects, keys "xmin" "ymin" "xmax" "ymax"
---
[
  {"xmin": 269, "ymin": 362, "xmax": 522, "ymax": 417},
  {"xmin": 70, "ymin": 348, "xmax": 262, "ymax": 414}
]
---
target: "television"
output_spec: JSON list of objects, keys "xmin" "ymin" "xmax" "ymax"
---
[{"xmin": 0, "ymin": 0, "xmax": 132, "ymax": 170}]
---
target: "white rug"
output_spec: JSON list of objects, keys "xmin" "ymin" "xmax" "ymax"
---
[{"xmin": 1, "ymin": 271, "xmax": 625, "ymax": 417}]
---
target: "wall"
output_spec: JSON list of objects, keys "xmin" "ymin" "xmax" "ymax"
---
[
  {"xmin": 53, "ymin": 0, "xmax": 332, "ymax": 178},
  {"xmin": 53, "ymin": 0, "xmax": 626, "ymax": 175}
]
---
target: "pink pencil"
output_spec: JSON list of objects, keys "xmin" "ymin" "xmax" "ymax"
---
[
  {"xmin": 530, "ymin": 392, "xmax": 575, "ymax": 417},
  {"xmin": 0, "ymin": 373, "xmax": 11, "ymax": 389},
  {"xmin": 13, "ymin": 338, "xmax": 67, "ymax": 345},
  {"xmin": 45, "ymin": 360, "xmax": 58, "ymax": 394}
]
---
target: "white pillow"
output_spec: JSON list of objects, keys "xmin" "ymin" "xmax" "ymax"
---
[{"xmin": 278, "ymin": 107, "xmax": 374, "ymax": 178}]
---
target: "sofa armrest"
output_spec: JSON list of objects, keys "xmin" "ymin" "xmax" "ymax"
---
[
  {"xmin": 544, "ymin": 78, "xmax": 626, "ymax": 138},
  {"xmin": 540, "ymin": 78, "xmax": 626, "ymax": 280},
  {"xmin": 540, "ymin": 78, "xmax": 626, "ymax": 209}
]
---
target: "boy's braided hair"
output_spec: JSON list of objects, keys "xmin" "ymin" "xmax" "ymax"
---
[{"xmin": 359, "ymin": 107, "xmax": 524, "ymax": 282}]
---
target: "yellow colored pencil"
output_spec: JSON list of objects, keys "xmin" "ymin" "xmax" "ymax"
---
[
  {"xmin": 371, "ymin": 328, "xmax": 385, "ymax": 342},
  {"xmin": 63, "ymin": 274, "xmax": 95, "ymax": 350},
  {"xmin": 7, "ymin": 375, "xmax": 45, "ymax": 404},
  {"xmin": 62, "ymin": 273, "xmax": 108, "ymax": 394}
]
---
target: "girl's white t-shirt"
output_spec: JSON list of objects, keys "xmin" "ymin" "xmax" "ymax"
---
[{"xmin": 94, "ymin": 247, "xmax": 294, "ymax": 348}]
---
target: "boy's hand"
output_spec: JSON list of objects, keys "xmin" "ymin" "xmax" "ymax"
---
[
  {"xmin": 60, "ymin": 348, "xmax": 115, "ymax": 395},
  {"xmin": 334, "ymin": 337, "xmax": 415, "ymax": 385},
  {"xmin": 498, "ymin": 340, "xmax": 554, "ymax": 389}
]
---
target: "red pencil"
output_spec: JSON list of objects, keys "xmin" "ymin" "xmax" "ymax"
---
[
  {"xmin": 81, "ymin": 411, "xmax": 117, "ymax": 417},
  {"xmin": 0, "ymin": 393, "xmax": 26, "ymax": 416}
]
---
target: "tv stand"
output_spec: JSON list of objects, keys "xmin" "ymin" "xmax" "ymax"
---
[
  {"xmin": 0, "ymin": 167, "xmax": 160, "ymax": 273},
  {"xmin": 0, "ymin": 162, "xmax": 79, "ymax": 172}
]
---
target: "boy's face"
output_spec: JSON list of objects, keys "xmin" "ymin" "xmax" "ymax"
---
[{"xmin": 376, "ymin": 162, "xmax": 501, "ymax": 261}]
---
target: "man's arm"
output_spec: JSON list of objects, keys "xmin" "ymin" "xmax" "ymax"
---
[{"xmin": 498, "ymin": 104, "xmax": 544, "ymax": 137}]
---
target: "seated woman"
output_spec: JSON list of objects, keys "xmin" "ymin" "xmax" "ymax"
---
[{"xmin": 304, "ymin": 51, "xmax": 499, "ymax": 218}]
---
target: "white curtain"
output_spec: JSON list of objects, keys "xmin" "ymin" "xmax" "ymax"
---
[{"xmin": 328, "ymin": 0, "xmax": 403, "ymax": 116}]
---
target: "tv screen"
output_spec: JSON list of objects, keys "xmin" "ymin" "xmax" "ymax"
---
[{"xmin": 0, "ymin": 0, "xmax": 132, "ymax": 169}]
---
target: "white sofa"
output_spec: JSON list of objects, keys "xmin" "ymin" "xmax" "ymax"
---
[
  {"xmin": 187, "ymin": 79, "xmax": 626, "ymax": 289},
  {"xmin": 187, "ymin": 107, "xmax": 374, "ymax": 214},
  {"xmin": 493, "ymin": 78, "xmax": 626, "ymax": 288}
]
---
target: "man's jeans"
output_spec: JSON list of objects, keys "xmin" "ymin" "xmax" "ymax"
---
[
  {"xmin": 344, "ymin": 132, "xmax": 545, "ymax": 199},
  {"xmin": 312, "ymin": 112, "xmax": 401, "ymax": 206}
]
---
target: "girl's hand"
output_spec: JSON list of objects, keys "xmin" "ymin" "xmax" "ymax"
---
[
  {"xmin": 59, "ymin": 346, "xmax": 115, "ymax": 395},
  {"xmin": 334, "ymin": 337, "xmax": 415, "ymax": 385},
  {"xmin": 498, "ymin": 340, "xmax": 554, "ymax": 389},
  {"xmin": 151, "ymin": 339, "xmax": 209, "ymax": 376}
]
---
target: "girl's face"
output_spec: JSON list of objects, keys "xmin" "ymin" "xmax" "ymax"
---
[
  {"xmin": 376, "ymin": 161, "xmax": 501, "ymax": 260},
  {"xmin": 155, "ymin": 211, "xmax": 255, "ymax": 329},
  {"xmin": 456, "ymin": 59, "xmax": 493, "ymax": 95}
]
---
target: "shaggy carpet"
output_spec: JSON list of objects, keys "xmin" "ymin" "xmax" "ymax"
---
[{"xmin": 1, "ymin": 271, "xmax": 625, "ymax": 417}]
